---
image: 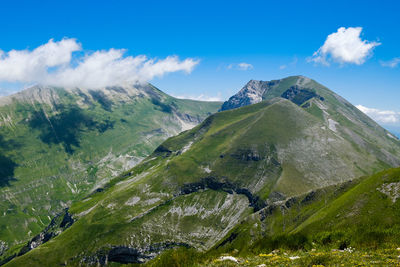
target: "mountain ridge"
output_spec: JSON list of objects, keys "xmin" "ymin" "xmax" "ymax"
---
[
  {"xmin": 4, "ymin": 76, "xmax": 400, "ymax": 266},
  {"xmin": 0, "ymin": 83, "xmax": 221, "ymax": 249}
]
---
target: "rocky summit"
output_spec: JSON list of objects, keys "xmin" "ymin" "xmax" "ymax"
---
[{"xmin": 3, "ymin": 76, "xmax": 400, "ymax": 266}]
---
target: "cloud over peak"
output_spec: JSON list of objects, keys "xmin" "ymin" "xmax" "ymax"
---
[
  {"xmin": 0, "ymin": 38, "xmax": 199, "ymax": 89},
  {"xmin": 309, "ymin": 27, "xmax": 380, "ymax": 65}
]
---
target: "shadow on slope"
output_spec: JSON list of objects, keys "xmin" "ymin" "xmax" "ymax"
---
[
  {"xmin": 0, "ymin": 135, "xmax": 19, "ymax": 187},
  {"xmin": 28, "ymin": 106, "xmax": 98, "ymax": 154},
  {"xmin": 0, "ymin": 155, "xmax": 17, "ymax": 187}
]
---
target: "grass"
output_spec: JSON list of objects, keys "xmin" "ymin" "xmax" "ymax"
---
[{"xmin": 198, "ymin": 248, "xmax": 400, "ymax": 267}]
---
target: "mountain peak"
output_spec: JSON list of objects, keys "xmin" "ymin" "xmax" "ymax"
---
[
  {"xmin": 219, "ymin": 79, "xmax": 274, "ymax": 111},
  {"xmin": 220, "ymin": 76, "xmax": 312, "ymax": 111}
]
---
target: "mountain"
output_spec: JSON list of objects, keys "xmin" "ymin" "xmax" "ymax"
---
[
  {"xmin": 220, "ymin": 76, "xmax": 324, "ymax": 111},
  {"xmin": 3, "ymin": 75, "xmax": 400, "ymax": 266},
  {"xmin": 0, "ymin": 83, "xmax": 221, "ymax": 248}
]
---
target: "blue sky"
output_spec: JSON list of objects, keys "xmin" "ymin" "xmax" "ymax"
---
[{"xmin": 0, "ymin": 0, "xmax": 399, "ymax": 132}]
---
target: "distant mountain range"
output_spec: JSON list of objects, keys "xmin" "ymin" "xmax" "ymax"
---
[
  {"xmin": 0, "ymin": 83, "xmax": 220, "ymax": 249},
  {"xmin": 4, "ymin": 76, "xmax": 400, "ymax": 266}
]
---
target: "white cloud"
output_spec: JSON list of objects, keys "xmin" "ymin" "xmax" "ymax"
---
[
  {"xmin": 380, "ymin": 58, "xmax": 400, "ymax": 68},
  {"xmin": 0, "ymin": 38, "xmax": 199, "ymax": 89},
  {"xmin": 309, "ymin": 27, "xmax": 380, "ymax": 65},
  {"xmin": 173, "ymin": 92, "xmax": 222, "ymax": 102},
  {"xmin": 227, "ymin": 62, "xmax": 253, "ymax": 71},
  {"xmin": 237, "ymin": 62, "xmax": 253, "ymax": 70},
  {"xmin": 356, "ymin": 105, "xmax": 400, "ymax": 124}
]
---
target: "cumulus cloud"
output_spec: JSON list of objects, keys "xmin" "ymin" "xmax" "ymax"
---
[
  {"xmin": 227, "ymin": 62, "xmax": 253, "ymax": 71},
  {"xmin": 0, "ymin": 38, "xmax": 199, "ymax": 89},
  {"xmin": 380, "ymin": 58, "xmax": 400, "ymax": 68},
  {"xmin": 356, "ymin": 105, "xmax": 400, "ymax": 124},
  {"xmin": 309, "ymin": 27, "xmax": 380, "ymax": 65}
]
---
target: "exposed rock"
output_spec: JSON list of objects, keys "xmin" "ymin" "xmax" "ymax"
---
[
  {"xmin": 284, "ymin": 197, "xmax": 297, "ymax": 209},
  {"xmin": 377, "ymin": 182, "xmax": 400, "ymax": 202},
  {"xmin": 153, "ymin": 144, "xmax": 173, "ymax": 157},
  {"xmin": 125, "ymin": 196, "xmax": 141, "ymax": 206},
  {"xmin": 230, "ymin": 148, "xmax": 262, "ymax": 161},
  {"xmin": 216, "ymin": 232, "xmax": 238, "ymax": 248},
  {"xmin": 180, "ymin": 177, "xmax": 266, "ymax": 211},
  {"xmin": 220, "ymin": 76, "xmax": 320, "ymax": 111},
  {"xmin": 220, "ymin": 80, "xmax": 277, "ymax": 111},
  {"xmin": 259, "ymin": 204, "xmax": 278, "ymax": 221},
  {"xmin": 301, "ymin": 191, "xmax": 317, "ymax": 204},
  {"xmin": 268, "ymin": 191, "xmax": 286, "ymax": 202},
  {"xmin": 0, "ymin": 241, "xmax": 8, "ymax": 256},
  {"xmin": 108, "ymin": 247, "xmax": 149, "ymax": 264},
  {"xmin": 281, "ymin": 85, "xmax": 323, "ymax": 106},
  {"xmin": 83, "ymin": 242, "xmax": 191, "ymax": 265},
  {"xmin": 17, "ymin": 209, "xmax": 74, "ymax": 257}
]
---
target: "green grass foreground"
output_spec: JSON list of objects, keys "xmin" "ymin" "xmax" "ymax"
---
[{"xmin": 145, "ymin": 247, "xmax": 400, "ymax": 267}]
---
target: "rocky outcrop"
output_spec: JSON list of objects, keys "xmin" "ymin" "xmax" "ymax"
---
[
  {"xmin": 230, "ymin": 148, "xmax": 263, "ymax": 161},
  {"xmin": 107, "ymin": 246, "xmax": 150, "ymax": 264},
  {"xmin": 18, "ymin": 209, "xmax": 74, "ymax": 256},
  {"xmin": 281, "ymin": 85, "xmax": 324, "ymax": 106},
  {"xmin": 153, "ymin": 144, "xmax": 173, "ymax": 157},
  {"xmin": 220, "ymin": 76, "xmax": 327, "ymax": 111},
  {"xmin": 220, "ymin": 78, "xmax": 325, "ymax": 112},
  {"xmin": 82, "ymin": 242, "xmax": 191, "ymax": 265},
  {"xmin": 0, "ymin": 209, "xmax": 74, "ymax": 266},
  {"xmin": 180, "ymin": 177, "xmax": 266, "ymax": 211},
  {"xmin": 220, "ymin": 80, "xmax": 277, "ymax": 111}
]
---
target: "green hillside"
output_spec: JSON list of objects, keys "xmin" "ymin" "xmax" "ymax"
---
[
  {"xmin": 0, "ymin": 83, "xmax": 221, "ymax": 249},
  {"xmin": 192, "ymin": 167, "xmax": 400, "ymax": 266},
  {"xmin": 5, "ymin": 76, "xmax": 400, "ymax": 266}
]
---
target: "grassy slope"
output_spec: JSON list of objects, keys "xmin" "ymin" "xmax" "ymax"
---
[
  {"xmin": 144, "ymin": 169, "xmax": 400, "ymax": 267},
  {"xmin": 6, "ymin": 92, "xmax": 400, "ymax": 265},
  {"xmin": 0, "ymin": 84, "xmax": 221, "ymax": 248},
  {"xmin": 214, "ymin": 167, "xmax": 400, "ymax": 252},
  {"xmin": 145, "ymin": 168, "xmax": 400, "ymax": 266},
  {"xmin": 296, "ymin": 167, "xmax": 400, "ymax": 244},
  {"xmin": 9, "ymin": 166, "xmax": 400, "ymax": 266}
]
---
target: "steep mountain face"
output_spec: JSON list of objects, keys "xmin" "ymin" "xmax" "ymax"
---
[
  {"xmin": 219, "ymin": 80, "xmax": 275, "ymax": 111},
  {"xmin": 5, "ymin": 76, "xmax": 400, "ymax": 266},
  {"xmin": 220, "ymin": 76, "xmax": 317, "ymax": 111},
  {"xmin": 0, "ymin": 83, "xmax": 221, "ymax": 249}
]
